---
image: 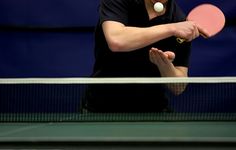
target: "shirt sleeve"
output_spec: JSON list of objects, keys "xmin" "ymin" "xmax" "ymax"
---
[
  {"xmin": 99, "ymin": 0, "xmax": 129, "ymax": 25},
  {"xmin": 173, "ymin": 41, "xmax": 192, "ymax": 67}
]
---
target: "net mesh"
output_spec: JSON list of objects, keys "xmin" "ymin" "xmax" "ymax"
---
[{"xmin": 0, "ymin": 77, "xmax": 236, "ymax": 122}]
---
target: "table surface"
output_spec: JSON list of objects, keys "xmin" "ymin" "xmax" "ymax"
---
[
  {"xmin": 0, "ymin": 121, "xmax": 236, "ymax": 149},
  {"xmin": 0, "ymin": 122, "xmax": 236, "ymax": 142}
]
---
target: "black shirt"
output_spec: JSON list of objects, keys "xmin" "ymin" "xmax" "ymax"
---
[{"xmin": 85, "ymin": 0, "xmax": 191, "ymax": 112}]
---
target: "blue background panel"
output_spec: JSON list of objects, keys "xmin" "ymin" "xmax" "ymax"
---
[
  {"xmin": 0, "ymin": 1, "xmax": 235, "ymax": 113},
  {"xmin": 0, "ymin": 31, "xmax": 94, "ymax": 77},
  {"xmin": 0, "ymin": 0, "xmax": 235, "ymax": 77},
  {"xmin": 0, "ymin": 0, "xmax": 99, "ymax": 27}
]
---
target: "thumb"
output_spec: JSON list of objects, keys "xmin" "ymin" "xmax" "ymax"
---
[{"xmin": 164, "ymin": 51, "xmax": 175, "ymax": 62}]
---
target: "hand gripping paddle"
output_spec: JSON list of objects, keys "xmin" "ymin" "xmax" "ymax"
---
[{"xmin": 177, "ymin": 4, "xmax": 225, "ymax": 43}]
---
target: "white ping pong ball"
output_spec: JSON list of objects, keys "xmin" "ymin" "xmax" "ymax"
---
[{"xmin": 154, "ymin": 2, "xmax": 164, "ymax": 13}]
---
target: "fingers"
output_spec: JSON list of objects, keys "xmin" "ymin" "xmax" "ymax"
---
[
  {"xmin": 149, "ymin": 48, "xmax": 175, "ymax": 67},
  {"xmin": 186, "ymin": 21, "xmax": 210, "ymax": 40},
  {"xmin": 165, "ymin": 51, "xmax": 175, "ymax": 62},
  {"xmin": 197, "ymin": 25, "xmax": 210, "ymax": 38},
  {"xmin": 149, "ymin": 48, "xmax": 162, "ymax": 65},
  {"xmin": 193, "ymin": 23, "xmax": 200, "ymax": 41},
  {"xmin": 174, "ymin": 21, "xmax": 202, "ymax": 42},
  {"xmin": 186, "ymin": 21, "xmax": 200, "ymax": 42}
]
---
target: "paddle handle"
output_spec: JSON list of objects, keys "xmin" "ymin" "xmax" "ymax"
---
[
  {"xmin": 176, "ymin": 37, "xmax": 185, "ymax": 43},
  {"xmin": 176, "ymin": 33, "xmax": 207, "ymax": 44}
]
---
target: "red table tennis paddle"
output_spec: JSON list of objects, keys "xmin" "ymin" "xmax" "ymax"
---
[{"xmin": 177, "ymin": 4, "xmax": 225, "ymax": 43}]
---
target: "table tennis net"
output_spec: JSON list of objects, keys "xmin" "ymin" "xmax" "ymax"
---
[{"xmin": 0, "ymin": 77, "xmax": 235, "ymax": 122}]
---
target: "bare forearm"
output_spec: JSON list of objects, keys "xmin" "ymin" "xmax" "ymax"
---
[
  {"xmin": 149, "ymin": 49, "xmax": 189, "ymax": 95},
  {"xmin": 161, "ymin": 67, "xmax": 188, "ymax": 95},
  {"xmin": 103, "ymin": 20, "xmax": 204, "ymax": 52},
  {"xmin": 103, "ymin": 21, "xmax": 174, "ymax": 52}
]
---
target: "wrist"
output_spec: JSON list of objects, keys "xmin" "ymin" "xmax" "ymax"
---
[{"xmin": 165, "ymin": 23, "xmax": 176, "ymax": 37}]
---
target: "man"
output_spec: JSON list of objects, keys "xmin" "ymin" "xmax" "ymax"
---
[{"xmin": 84, "ymin": 0, "xmax": 209, "ymax": 112}]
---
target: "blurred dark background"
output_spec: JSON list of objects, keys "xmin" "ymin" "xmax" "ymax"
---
[
  {"xmin": 0, "ymin": 1, "xmax": 235, "ymax": 113},
  {"xmin": 0, "ymin": 0, "xmax": 235, "ymax": 77}
]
